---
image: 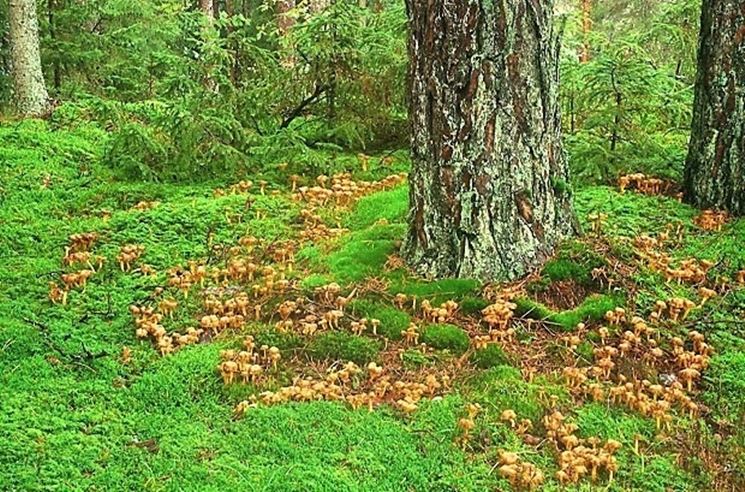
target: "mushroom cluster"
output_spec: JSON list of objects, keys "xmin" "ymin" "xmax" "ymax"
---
[
  {"xmin": 587, "ymin": 212, "xmax": 608, "ymax": 234},
  {"xmin": 130, "ymin": 304, "xmax": 204, "ymax": 355},
  {"xmin": 131, "ymin": 200, "xmax": 160, "ymax": 211},
  {"xmin": 421, "ymin": 299, "xmax": 458, "ymax": 323},
  {"xmin": 214, "ymin": 180, "xmax": 254, "ymax": 196},
  {"xmin": 293, "ymin": 172, "xmax": 406, "ymax": 208},
  {"xmin": 481, "ymin": 300, "xmax": 517, "ymax": 341},
  {"xmin": 561, "ymin": 307, "xmax": 713, "ymax": 429},
  {"xmin": 694, "ymin": 209, "xmax": 728, "ymax": 231},
  {"xmin": 456, "ymin": 403, "xmax": 481, "ymax": 445},
  {"xmin": 497, "ymin": 451, "xmax": 545, "ymax": 490},
  {"xmin": 401, "ymin": 323, "xmax": 420, "ymax": 345},
  {"xmin": 234, "ymin": 363, "xmax": 450, "ymax": 416},
  {"xmin": 68, "ymin": 232, "xmax": 98, "ymax": 252},
  {"xmin": 217, "ymin": 341, "xmax": 280, "ymax": 385},
  {"xmin": 117, "ymin": 244, "xmax": 145, "ymax": 272},
  {"xmin": 651, "ymin": 297, "xmax": 697, "ymax": 322},
  {"xmin": 544, "ymin": 411, "xmax": 621, "ymax": 485},
  {"xmin": 617, "ymin": 173, "xmax": 676, "ymax": 197},
  {"xmin": 50, "ymin": 233, "xmax": 103, "ymax": 305},
  {"xmin": 634, "ymin": 233, "xmax": 715, "ymax": 285}
]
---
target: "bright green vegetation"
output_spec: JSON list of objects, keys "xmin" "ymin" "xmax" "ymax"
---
[
  {"xmin": 421, "ymin": 324, "xmax": 470, "ymax": 354},
  {"xmin": 2, "ymin": 0, "xmax": 744, "ymax": 489},
  {"xmin": 515, "ymin": 294, "xmax": 624, "ymax": 332},
  {"xmin": 307, "ymin": 332, "xmax": 382, "ymax": 365},
  {"xmin": 470, "ymin": 344, "xmax": 510, "ymax": 369},
  {"xmin": 467, "ymin": 366, "xmax": 569, "ymax": 423},
  {"xmin": 2, "ymin": 111, "xmax": 745, "ymax": 492},
  {"xmin": 540, "ymin": 240, "xmax": 606, "ymax": 284},
  {"xmin": 349, "ymin": 299, "xmax": 411, "ymax": 340}
]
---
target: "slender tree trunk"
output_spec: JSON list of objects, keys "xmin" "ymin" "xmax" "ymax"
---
[
  {"xmin": 277, "ymin": 0, "xmax": 296, "ymax": 66},
  {"xmin": 48, "ymin": 0, "xmax": 61, "ymax": 93},
  {"xmin": 403, "ymin": 0, "xmax": 576, "ymax": 281},
  {"xmin": 278, "ymin": 0, "xmax": 295, "ymax": 36},
  {"xmin": 200, "ymin": 0, "xmax": 214, "ymax": 17},
  {"xmin": 579, "ymin": 0, "xmax": 592, "ymax": 62},
  {"xmin": 684, "ymin": 0, "xmax": 745, "ymax": 216},
  {"xmin": 8, "ymin": 0, "xmax": 50, "ymax": 117}
]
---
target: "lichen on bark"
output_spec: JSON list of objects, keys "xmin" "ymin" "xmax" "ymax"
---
[
  {"xmin": 403, "ymin": 0, "xmax": 576, "ymax": 281},
  {"xmin": 684, "ymin": 0, "xmax": 745, "ymax": 216},
  {"xmin": 9, "ymin": 0, "xmax": 50, "ymax": 117}
]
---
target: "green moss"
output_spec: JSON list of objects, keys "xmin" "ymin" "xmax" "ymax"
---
[
  {"xmin": 702, "ymin": 351, "xmax": 745, "ymax": 423},
  {"xmin": 247, "ymin": 325, "xmax": 303, "ymax": 351},
  {"xmin": 345, "ymin": 186, "xmax": 408, "ymax": 231},
  {"xmin": 514, "ymin": 297, "xmax": 555, "ymax": 320},
  {"xmin": 388, "ymin": 276, "xmax": 481, "ymax": 304},
  {"xmin": 467, "ymin": 365, "xmax": 568, "ymax": 422},
  {"xmin": 552, "ymin": 294, "xmax": 622, "ymax": 331},
  {"xmin": 299, "ymin": 273, "xmax": 334, "ymax": 291},
  {"xmin": 307, "ymin": 332, "xmax": 381, "ymax": 365},
  {"xmin": 349, "ymin": 299, "xmax": 410, "ymax": 340},
  {"xmin": 576, "ymin": 341, "xmax": 594, "ymax": 361},
  {"xmin": 459, "ymin": 296, "xmax": 490, "ymax": 315},
  {"xmin": 471, "ymin": 344, "xmax": 510, "ymax": 369},
  {"xmin": 540, "ymin": 239, "xmax": 605, "ymax": 284},
  {"xmin": 516, "ymin": 294, "xmax": 624, "ymax": 331},
  {"xmin": 421, "ymin": 324, "xmax": 470, "ymax": 354},
  {"xmin": 325, "ymin": 230, "xmax": 398, "ymax": 284}
]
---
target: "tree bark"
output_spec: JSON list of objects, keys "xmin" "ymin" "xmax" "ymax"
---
[
  {"xmin": 8, "ymin": 0, "xmax": 50, "ymax": 117},
  {"xmin": 403, "ymin": 0, "xmax": 576, "ymax": 281},
  {"xmin": 278, "ymin": 0, "xmax": 295, "ymax": 36},
  {"xmin": 684, "ymin": 0, "xmax": 745, "ymax": 216},
  {"xmin": 200, "ymin": 0, "xmax": 215, "ymax": 18}
]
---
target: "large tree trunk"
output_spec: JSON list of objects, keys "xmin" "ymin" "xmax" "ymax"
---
[
  {"xmin": 8, "ymin": 0, "xmax": 50, "ymax": 117},
  {"xmin": 684, "ymin": 0, "xmax": 745, "ymax": 216},
  {"xmin": 403, "ymin": 0, "xmax": 576, "ymax": 281}
]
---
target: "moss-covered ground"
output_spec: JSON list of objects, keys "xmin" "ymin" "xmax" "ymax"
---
[{"xmin": 1, "ymin": 121, "xmax": 743, "ymax": 490}]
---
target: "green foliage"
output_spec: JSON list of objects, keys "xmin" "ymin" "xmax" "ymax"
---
[
  {"xmin": 325, "ymin": 230, "xmax": 398, "ymax": 283},
  {"xmin": 400, "ymin": 349, "xmax": 434, "ymax": 369},
  {"xmin": 349, "ymin": 299, "xmax": 410, "ymax": 341},
  {"xmin": 471, "ymin": 344, "xmax": 510, "ymax": 369},
  {"xmin": 421, "ymin": 324, "xmax": 469, "ymax": 354},
  {"xmin": 307, "ymin": 332, "xmax": 381, "ymax": 365},
  {"xmin": 560, "ymin": 1, "xmax": 698, "ymax": 183}
]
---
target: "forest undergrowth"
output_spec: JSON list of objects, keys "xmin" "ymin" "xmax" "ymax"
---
[{"xmin": 1, "ymin": 121, "xmax": 743, "ymax": 491}]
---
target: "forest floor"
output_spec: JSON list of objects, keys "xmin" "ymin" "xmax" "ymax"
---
[{"xmin": 1, "ymin": 121, "xmax": 743, "ymax": 491}]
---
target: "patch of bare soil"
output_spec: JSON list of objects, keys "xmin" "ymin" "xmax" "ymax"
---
[{"xmin": 533, "ymin": 279, "xmax": 595, "ymax": 311}]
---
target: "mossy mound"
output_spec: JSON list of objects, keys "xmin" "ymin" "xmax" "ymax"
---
[{"xmin": 421, "ymin": 324, "xmax": 470, "ymax": 354}]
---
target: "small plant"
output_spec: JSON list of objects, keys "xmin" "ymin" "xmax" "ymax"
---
[{"xmin": 421, "ymin": 324, "xmax": 469, "ymax": 354}]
